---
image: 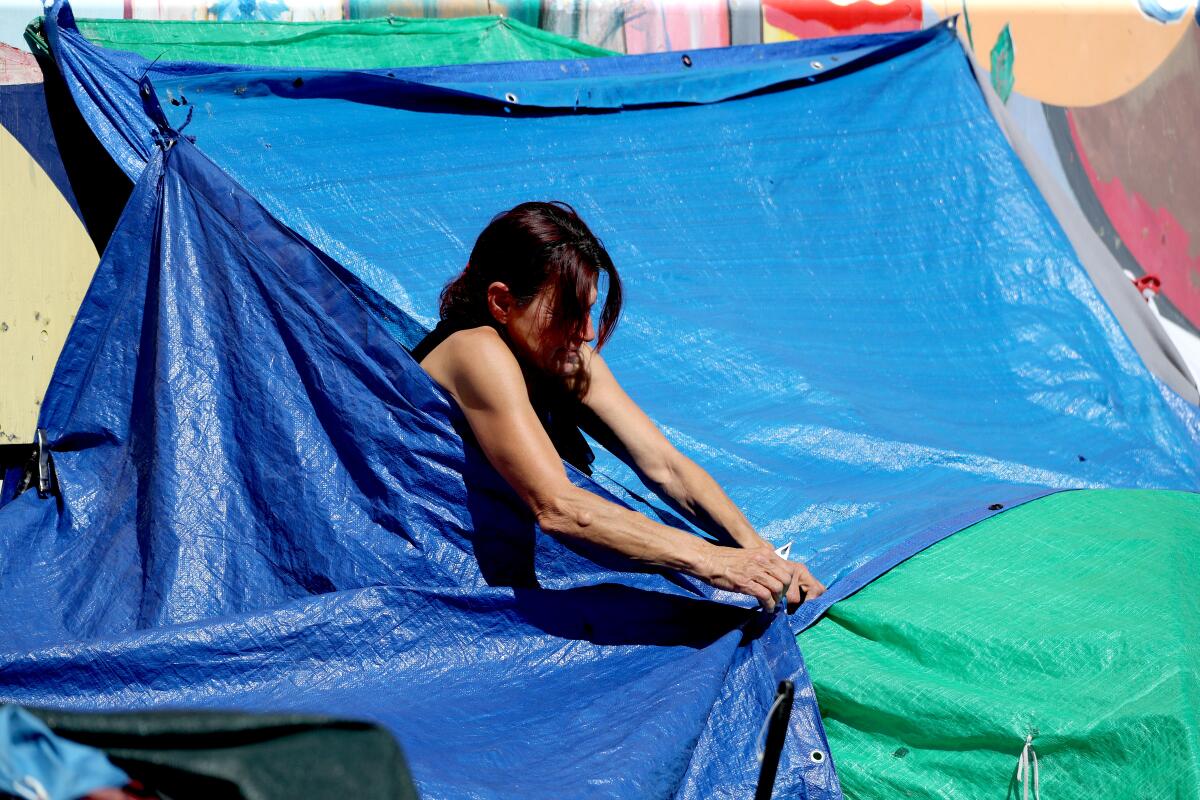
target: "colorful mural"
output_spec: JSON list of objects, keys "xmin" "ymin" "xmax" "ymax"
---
[
  {"xmin": 762, "ymin": 0, "xmax": 921, "ymax": 43},
  {"xmin": 1043, "ymin": 26, "xmax": 1200, "ymax": 352},
  {"xmin": 937, "ymin": 0, "xmax": 1194, "ymax": 107},
  {"xmin": 937, "ymin": 0, "xmax": 1200, "ymax": 378}
]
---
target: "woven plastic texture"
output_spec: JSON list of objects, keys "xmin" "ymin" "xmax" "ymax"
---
[
  {"xmin": 0, "ymin": 138, "xmax": 839, "ymax": 800},
  {"xmin": 800, "ymin": 488, "xmax": 1200, "ymax": 799},
  {"xmin": 33, "ymin": 0, "xmax": 1200, "ymax": 627}
]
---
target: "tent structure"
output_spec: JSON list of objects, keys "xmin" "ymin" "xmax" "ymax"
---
[{"xmin": 2, "ymin": 2, "xmax": 1198, "ymax": 797}]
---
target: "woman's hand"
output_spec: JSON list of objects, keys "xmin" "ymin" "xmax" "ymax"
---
[
  {"xmin": 695, "ymin": 544, "xmax": 826, "ymax": 612},
  {"xmin": 780, "ymin": 555, "xmax": 826, "ymax": 612}
]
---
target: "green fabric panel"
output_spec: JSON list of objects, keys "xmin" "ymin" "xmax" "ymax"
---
[
  {"xmin": 799, "ymin": 489, "xmax": 1200, "ymax": 799},
  {"xmin": 73, "ymin": 16, "xmax": 614, "ymax": 69}
]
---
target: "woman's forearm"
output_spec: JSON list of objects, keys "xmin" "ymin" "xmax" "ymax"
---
[
  {"xmin": 534, "ymin": 483, "xmax": 714, "ymax": 575},
  {"xmin": 532, "ymin": 482, "xmax": 803, "ymax": 608},
  {"xmin": 650, "ymin": 456, "xmax": 767, "ymax": 550}
]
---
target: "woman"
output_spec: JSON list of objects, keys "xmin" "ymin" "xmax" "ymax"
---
[{"xmin": 414, "ymin": 201, "xmax": 825, "ymax": 612}]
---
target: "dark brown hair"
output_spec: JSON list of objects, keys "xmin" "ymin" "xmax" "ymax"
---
[{"xmin": 439, "ymin": 201, "xmax": 622, "ymax": 350}]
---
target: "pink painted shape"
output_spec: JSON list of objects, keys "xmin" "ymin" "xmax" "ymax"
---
[
  {"xmin": 764, "ymin": 0, "xmax": 921, "ymax": 39},
  {"xmin": 1067, "ymin": 111, "xmax": 1200, "ymax": 330},
  {"xmin": 0, "ymin": 44, "xmax": 42, "ymax": 85},
  {"xmin": 623, "ymin": 0, "xmax": 730, "ymax": 55}
]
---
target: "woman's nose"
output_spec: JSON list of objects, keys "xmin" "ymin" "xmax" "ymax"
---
[{"xmin": 582, "ymin": 315, "xmax": 596, "ymax": 343}]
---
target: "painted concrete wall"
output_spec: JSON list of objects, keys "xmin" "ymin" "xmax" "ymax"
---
[{"xmin": 0, "ymin": 111, "xmax": 97, "ymax": 443}]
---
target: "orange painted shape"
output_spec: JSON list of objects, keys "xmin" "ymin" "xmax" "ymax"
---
[{"xmin": 937, "ymin": 0, "xmax": 1196, "ymax": 107}]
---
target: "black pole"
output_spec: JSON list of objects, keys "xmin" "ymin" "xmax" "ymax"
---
[{"xmin": 754, "ymin": 680, "xmax": 795, "ymax": 800}]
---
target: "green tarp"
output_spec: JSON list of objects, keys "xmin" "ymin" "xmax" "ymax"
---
[
  {"xmin": 800, "ymin": 489, "xmax": 1200, "ymax": 798},
  {"xmin": 70, "ymin": 16, "xmax": 613, "ymax": 68}
]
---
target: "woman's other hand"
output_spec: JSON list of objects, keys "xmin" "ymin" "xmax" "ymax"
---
[{"xmin": 696, "ymin": 545, "xmax": 825, "ymax": 613}]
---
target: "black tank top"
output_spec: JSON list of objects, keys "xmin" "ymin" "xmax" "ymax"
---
[{"xmin": 411, "ymin": 319, "xmax": 597, "ymax": 475}]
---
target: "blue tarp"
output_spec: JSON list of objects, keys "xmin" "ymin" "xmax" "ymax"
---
[
  {"xmin": 3, "ymin": 4, "xmax": 1200, "ymax": 796},
  {"xmin": 38, "ymin": 3, "xmax": 1200, "ymax": 615},
  {"xmin": 0, "ymin": 132, "xmax": 836, "ymax": 799}
]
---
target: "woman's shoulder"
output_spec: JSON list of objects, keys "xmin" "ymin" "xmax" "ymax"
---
[
  {"xmin": 420, "ymin": 325, "xmax": 524, "ymax": 402},
  {"xmin": 439, "ymin": 324, "xmax": 508, "ymax": 357},
  {"xmin": 417, "ymin": 322, "xmax": 502, "ymax": 361}
]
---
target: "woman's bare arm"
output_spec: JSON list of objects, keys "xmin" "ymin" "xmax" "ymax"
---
[
  {"xmin": 420, "ymin": 327, "xmax": 801, "ymax": 609},
  {"xmin": 579, "ymin": 347, "xmax": 825, "ymax": 604}
]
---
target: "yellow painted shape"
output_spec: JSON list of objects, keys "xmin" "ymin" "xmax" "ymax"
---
[
  {"xmin": 938, "ymin": 0, "xmax": 1196, "ymax": 106},
  {"xmin": 0, "ymin": 124, "xmax": 97, "ymax": 443},
  {"xmin": 763, "ymin": 14, "xmax": 798, "ymax": 43}
]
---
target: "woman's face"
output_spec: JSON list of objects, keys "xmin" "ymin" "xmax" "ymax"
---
[{"xmin": 503, "ymin": 281, "xmax": 598, "ymax": 378}]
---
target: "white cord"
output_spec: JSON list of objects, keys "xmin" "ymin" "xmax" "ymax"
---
[
  {"xmin": 1016, "ymin": 734, "xmax": 1040, "ymax": 800},
  {"xmin": 14, "ymin": 776, "xmax": 50, "ymax": 800}
]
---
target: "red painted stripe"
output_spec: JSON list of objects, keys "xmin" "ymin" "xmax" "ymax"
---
[
  {"xmin": 764, "ymin": 0, "xmax": 921, "ymax": 39},
  {"xmin": 1066, "ymin": 110, "xmax": 1200, "ymax": 329}
]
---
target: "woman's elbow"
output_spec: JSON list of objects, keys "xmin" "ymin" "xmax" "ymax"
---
[
  {"xmin": 639, "ymin": 452, "xmax": 682, "ymax": 495},
  {"xmin": 532, "ymin": 486, "xmax": 592, "ymax": 537}
]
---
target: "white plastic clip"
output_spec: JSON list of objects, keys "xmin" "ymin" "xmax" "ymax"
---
[{"xmin": 769, "ymin": 541, "xmax": 794, "ymax": 611}]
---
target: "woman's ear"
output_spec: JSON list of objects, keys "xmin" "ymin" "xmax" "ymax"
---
[{"xmin": 486, "ymin": 282, "xmax": 513, "ymax": 324}]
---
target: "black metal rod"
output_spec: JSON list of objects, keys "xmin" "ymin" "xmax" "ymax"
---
[{"xmin": 754, "ymin": 679, "xmax": 795, "ymax": 800}]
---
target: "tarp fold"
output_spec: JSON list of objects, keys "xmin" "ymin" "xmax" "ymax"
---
[{"xmin": 0, "ymin": 122, "xmax": 838, "ymax": 798}]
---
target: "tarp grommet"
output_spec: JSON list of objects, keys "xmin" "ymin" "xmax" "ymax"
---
[
  {"xmin": 810, "ymin": 60, "xmax": 824, "ymax": 70},
  {"xmin": 681, "ymin": 54, "xmax": 692, "ymax": 68},
  {"xmin": 504, "ymin": 91, "xmax": 518, "ymax": 104},
  {"xmin": 809, "ymin": 750, "xmax": 825, "ymax": 764},
  {"xmin": 988, "ymin": 503, "xmax": 1004, "ymax": 511}
]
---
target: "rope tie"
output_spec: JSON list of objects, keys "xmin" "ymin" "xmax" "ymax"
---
[{"xmin": 1016, "ymin": 734, "xmax": 1040, "ymax": 800}]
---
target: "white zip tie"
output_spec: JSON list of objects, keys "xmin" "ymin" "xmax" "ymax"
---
[{"xmin": 1016, "ymin": 734, "xmax": 1040, "ymax": 800}]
